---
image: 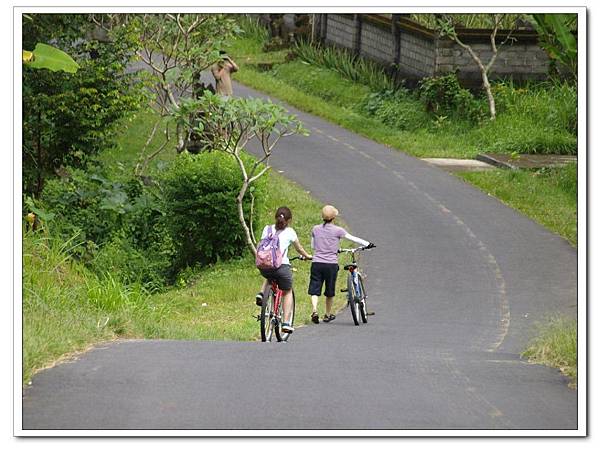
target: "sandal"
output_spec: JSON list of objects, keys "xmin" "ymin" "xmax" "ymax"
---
[
  {"xmin": 311, "ymin": 312, "xmax": 319, "ymax": 324},
  {"xmin": 323, "ymin": 314, "xmax": 336, "ymax": 323}
]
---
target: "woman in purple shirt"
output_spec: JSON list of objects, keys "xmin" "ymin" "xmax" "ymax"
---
[{"xmin": 309, "ymin": 205, "xmax": 373, "ymax": 323}]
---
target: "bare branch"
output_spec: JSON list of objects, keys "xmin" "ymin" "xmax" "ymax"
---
[{"xmin": 248, "ymin": 165, "xmax": 271, "ymax": 185}]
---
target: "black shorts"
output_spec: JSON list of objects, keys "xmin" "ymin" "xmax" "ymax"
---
[
  {"xmin": 259, "ymin": 264, "xmax": 293, "ymax": 291},
  {"xmin": 308, "ymin": 262, "xmax": 339, "ymax": 298}
]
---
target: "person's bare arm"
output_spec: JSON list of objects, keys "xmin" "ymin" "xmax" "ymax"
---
[
  {"xmin": 211, "ymin": 65, "xmax": 223, "ymax": 80},
  {"xmin": 293, "ymin": 240, "xmax": 312, "ymax": 259},
  {"xmin": 226, "ymin": 57, "xmax": 239, "ymax": 73}
]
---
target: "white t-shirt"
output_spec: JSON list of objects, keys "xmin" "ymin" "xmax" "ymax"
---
[{"xmin": 261, "ymin": 225, "xmax": 298, "ymax": 265}]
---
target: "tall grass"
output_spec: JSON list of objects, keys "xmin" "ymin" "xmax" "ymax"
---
[
  {"xmin": 522, "ymin": 316, "xmax": 577, "ymax": 387},
  {"xmin": 293, "ymin": 40, "xmax": 397, "ymax": 92},
  {"xmin": 23, "ymin": 230, "xmax": 154, "ymax": 383}
]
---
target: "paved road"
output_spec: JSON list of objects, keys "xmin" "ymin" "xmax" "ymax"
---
[{"xmin": 22, "ymin": 80, "xmax": 578, "ymax": 431}]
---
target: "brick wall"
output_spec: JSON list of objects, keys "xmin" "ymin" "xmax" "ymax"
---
[
  {"xmin": 359, "ymin": 20, "xmax": 395, "ymax": 63},
  {"xmin": 325, "ymin": 14, "xmax": 355, "ymax": 49},
  {"xmin": 318, "ymin": 14, "xmax": 550, "ymax": 85},
  {"xmin": 398, "ymin": 30, "xmax": 436, "ymax": 77}
]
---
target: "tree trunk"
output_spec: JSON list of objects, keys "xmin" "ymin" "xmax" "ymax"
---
[
  {"xmin": 481, "ymin": 70, "xmax": 496, "ymax": 120},
  {"xmin": 236, "ymin": 181, "xmax": 257, "ymax": 256}
]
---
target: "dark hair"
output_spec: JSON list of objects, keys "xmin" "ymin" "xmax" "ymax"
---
[
  {"xmin": 275, "ymin": 206, "xmax": 292, "ymax": 230},
  {"xmin": 323, "ymin": 218, "xmax": 334, "ymax": 226}
]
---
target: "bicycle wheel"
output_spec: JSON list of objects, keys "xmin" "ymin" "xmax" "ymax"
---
[
  {"xmin": 260, "ymin": 286, "xmax": 275, "ymax": 342},
  {"xmin": 357, "ymin": 274, "xmax": 368, "ymax": 323},
  {"xmin": 275, "ymin": 290, "xmax": 295, "ymax": 342},
  {"xmin": 347, "ymin": 274, "xmax": 360, "ymax": 326}
]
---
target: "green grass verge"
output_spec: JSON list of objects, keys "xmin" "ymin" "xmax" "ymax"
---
[
  {"xmin": 522, "ymin": 316, "xmax": 577, "ymax": 388},
  {"xmin": 456, "ymin": 164, "xmax": 577, "ymax": 246}
]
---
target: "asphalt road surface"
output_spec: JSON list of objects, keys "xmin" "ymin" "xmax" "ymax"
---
[{"xmin": 22, "ymin": 80, "xmax": 578, "ymax": 432}]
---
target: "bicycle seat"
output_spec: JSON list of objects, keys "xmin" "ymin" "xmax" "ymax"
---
[{"xmin": 343, "ymin": 263, "xmax": 358, "ymax": 271}]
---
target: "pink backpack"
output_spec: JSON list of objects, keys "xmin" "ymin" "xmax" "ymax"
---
[{"xmin": 256, "ymin": 226, "xmax": 283, "ymax": 270}]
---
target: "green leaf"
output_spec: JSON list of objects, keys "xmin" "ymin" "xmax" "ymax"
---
[{"xmin": 26, "ymin": 43, "xmax": 79, "ymax": 73}]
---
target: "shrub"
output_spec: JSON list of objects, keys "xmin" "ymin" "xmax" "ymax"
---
[
  {"xmin": 38, "ymin": 167, "xmax": 175, "ymax": 288},
  {"xmin": 418, "ymin": 73, "xmax": 485, "ymax": 122},
  {"xmin": 39, "ymin": 167, "xmax": 128, "ymax": 254},
  {"xmin": 159, "ymin": 152, "xmax": 265, "ymax": 274}
]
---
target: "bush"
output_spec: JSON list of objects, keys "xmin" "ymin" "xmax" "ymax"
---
[
  {"xmin": 39, "ymin": 167, "xmax": 128, "ymax": 253},
  {"xmin": 418, "ymin": 73, "xmax": 485, "ymax": 122},
  {"xmin": 159, "ymin": 151, "xmax": 265, "ymax": 274},
  {"xmin": 39, "ymin": 167, "xmax": 175, "ymax": 288}
]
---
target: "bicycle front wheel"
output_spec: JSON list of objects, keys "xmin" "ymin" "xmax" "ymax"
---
[
  {"xmin": 347, "ymin": 274, "xmax": 360, "ymax": 326},
  {"xmin": 260, "ymin": 286, "xmax": 275, "ymax": 342},
  {"xmin": 358, "ymin": 274, "xmax": 368, "ymax": 324},
  {"xmin": 275, "ymin": 290, "xmax": 295, "ymax": 342}
]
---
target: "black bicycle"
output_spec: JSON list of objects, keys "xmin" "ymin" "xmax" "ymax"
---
[
  {"xmin": 260, "ymin": 256, "xmax": 306, "ymax": 342},
  {"xmin": 339, "ymin": 245, "xmax": 375, "ymax": 326}
]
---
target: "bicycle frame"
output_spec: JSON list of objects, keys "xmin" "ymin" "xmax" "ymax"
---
[
  {"xmin": 270, "ymin": 280, "xmax": 283, "ymax": 324},
  {"xmin": 342, "ymin": 248, "xmax": 364, "ymax": 300}
]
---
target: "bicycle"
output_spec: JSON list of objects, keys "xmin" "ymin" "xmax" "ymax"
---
[
  {"xmin": 259, "ymin": 256, "xmax": 306, "ymax": 342},
  {"xmin": 339, "ymin": 245, "xmax": 375, "ymax": 326}
]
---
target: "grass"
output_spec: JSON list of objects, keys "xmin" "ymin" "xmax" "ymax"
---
[
  {"xmin": 23, "ymin": 231, "xmax": 155, "ymax": 383},
  {"xmin": 98, "ymin": 107, "xmax": 172, "ymax": 179},
  {"xmin": 522, "ymin": 316, "xmax": 577, "ymax": 388},
  {"xmin": 457, "ymin": 163, "xmax": 577, "ymax": 246}
]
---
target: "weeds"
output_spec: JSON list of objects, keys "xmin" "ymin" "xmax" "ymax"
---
[{"xmin": 522, "ymin": 316, "xmax": 577, "ymax": 387}]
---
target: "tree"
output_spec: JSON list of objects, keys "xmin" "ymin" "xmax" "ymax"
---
[
  {"xmin": 436, "ymin": 14, "xmax": 521, "ymax": 120},
  {"xmin": 22, "ymin": 14, "xmax": 145, "ymax": 196},
  {"xmin": 91, "ymin": 14, "xmax": 242, "ymax": 174},
  {"xmin": 172, "ymin": 92, "xmax": 308, "ymax": 255}
]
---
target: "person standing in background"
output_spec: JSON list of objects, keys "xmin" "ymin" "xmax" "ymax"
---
[{"xmin": 211, "ymin": 50, "xmax": 239, "ymax": 98}]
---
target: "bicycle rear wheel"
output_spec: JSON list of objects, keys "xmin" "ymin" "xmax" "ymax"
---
[
  {"xmin": 347, "ymin": 274, "xmax": 360, "ymax": 326},
  {"xmin": 260, "ymin": 286, "xmax": 275, "ymax": 342},
  {"xmin": 275, "ymin": 290, "xmax": 295, "ymax": 342},
  {"xmin": 358, "ymin": 274, "xmax": 368, "ymax": 323}
]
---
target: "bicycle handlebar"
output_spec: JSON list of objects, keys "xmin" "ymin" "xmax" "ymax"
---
[
  {"xmin": 338, "ymin": 243, "xmax": 376, "ymax": 254},
  {"xmin": 289, "ymin": 255, "xmax": 309, "ymax": 262}
]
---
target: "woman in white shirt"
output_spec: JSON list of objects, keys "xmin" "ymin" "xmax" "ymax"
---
[{"xmin": 256, "ymin": 206, "xmax": 312, "ymax": 333}]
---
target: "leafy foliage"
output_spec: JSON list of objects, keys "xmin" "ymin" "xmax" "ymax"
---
[
  {"xmin": 23, "ymin": 43, "xmax": 80, "ymax": 73},
  {"xmin": 159, "ymin": 152, "xmax": 266, "ymax": 272},
  {"xmin": 172, "ymin": 92, "xmax": 307, "ymax": 254},
  {"xmin": 530, "ymin": 14, "xmax": 578, "ymax": 80},
  {"xmin": 22, "ymin": 14, "xmax": 146, "ymax": 196},
  {"xmin": 418, "ymin": 73, "xmax": 485, "ymax": 122}
]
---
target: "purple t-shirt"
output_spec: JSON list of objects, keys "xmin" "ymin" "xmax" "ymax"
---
[{"xmin": 311, "ymin": 223, "xmax": 347, "ymax": 264}]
